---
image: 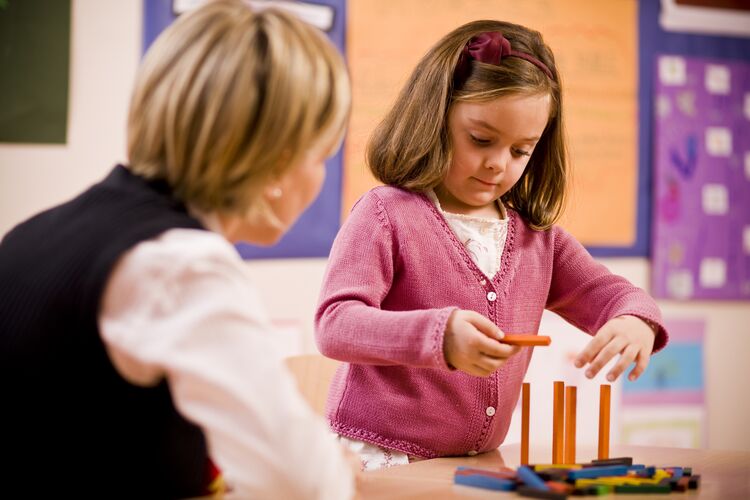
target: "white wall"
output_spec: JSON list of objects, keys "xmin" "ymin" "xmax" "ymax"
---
[{"xmin": 1, "ymin": 0, "xmax": 748, "ymax": 453}]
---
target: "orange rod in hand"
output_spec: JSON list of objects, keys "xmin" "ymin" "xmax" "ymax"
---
[
  {"xmin": 521, "ymin": 382, "xmax": 530, "ymax": 465},
  {"xmin": 598, "ymin": 384, "xmax": 611, "ymax": 460},
  {"xmin": 552, "ymin": 381, "xmax": 565, "ymax": 464},
  {"xmin": 564, "ymin": 386, "xmax": 577, "ymax": 464},
  {"xmin": 500, "ymin": 334, "xmax": 551, "ymax": 346}
]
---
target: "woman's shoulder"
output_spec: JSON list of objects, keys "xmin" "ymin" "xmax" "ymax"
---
[
  {"xmin": 145, "ymin": 228, "xmax": 236, "ymax": 258},
  {"xmin": 119, "ymin": 228, "xmax": 243, "ymax": 282},
  {"xmin": 101, "ymin": 229, "xmax": 254, "ymax": 333}
]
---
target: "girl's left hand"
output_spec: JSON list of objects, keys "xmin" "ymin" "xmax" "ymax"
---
[{"xmin": 573, "ymin": 315, "xmax": 656, "ymax": 382}]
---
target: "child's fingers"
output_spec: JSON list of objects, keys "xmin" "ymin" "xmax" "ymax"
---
[
  {"xmin": 627, "ymin": 349, "xmax": 650, "ymax": 381},
  {"xmin": 473, "ymin": 357, "xmax": 499, "ymax": 374},
  {"xmin": 605, "ymin": 344, "xmax": 639, "ymax": 382},
  {"xmin": 583, "ymin": 336, "xmax": 627, "ymax": 379},
  {"xmin": 478, "ymin": 351, "xmax": 512, "ymax": 369},
  {"xmin": 463, "ymin": 310, "xmax": 503, "ymax": 340},
  {"xmin": 475, "ymin": 335, "xmax": 518, "ymax": 359},
  {"xmin": 470, "ymin": 363, "xmax": 493, "ymax": 377},
  {"xmin": 488, "ymin": 344, "xmax": 521, "ymax": 358},
  {"xmin": 574, "ymin": 329, "xmax": 612, "ymax": 368}
]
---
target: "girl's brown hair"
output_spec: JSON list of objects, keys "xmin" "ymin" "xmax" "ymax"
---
[
  {"xmin": 127, "ymin": 0, "xmax": 350, "ymax": 223},
  {"xmin": 367, "ymin": 20, "xmax": 567, "ymax": 230}
]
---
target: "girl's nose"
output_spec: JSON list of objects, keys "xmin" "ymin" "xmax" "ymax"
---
[{"xmin": 485, "ymin": 150, "xmax": 509, "ymax": 172}]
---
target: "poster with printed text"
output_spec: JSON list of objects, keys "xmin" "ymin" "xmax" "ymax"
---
[{"xmin": 652, "ymin": 55, "xmax": 750, "ymax": 300}]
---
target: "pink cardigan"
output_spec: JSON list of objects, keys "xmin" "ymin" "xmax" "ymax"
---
[{"xmin": 315, "ymin": 187, "xmax": 667, "ymax": 459}]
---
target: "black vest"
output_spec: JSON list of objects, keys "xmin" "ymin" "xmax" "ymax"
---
[{"xmin": 0, "ymin": 165, "xmax": 212, "ymax": 498}]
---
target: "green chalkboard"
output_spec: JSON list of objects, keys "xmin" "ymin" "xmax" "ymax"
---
[{"xmin": 0, "ymin": 0, "xmax": 70, "ymax": 144}]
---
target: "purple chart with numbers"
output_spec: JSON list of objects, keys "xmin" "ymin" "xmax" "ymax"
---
[{"xmin": 652, "ymin": 55, "xmax": 750, "ymax": 300}]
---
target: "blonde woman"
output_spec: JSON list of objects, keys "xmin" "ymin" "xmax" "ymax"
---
[{"xmin": 0, "ymin": 1, "xmax": 353, "ymax": 497}]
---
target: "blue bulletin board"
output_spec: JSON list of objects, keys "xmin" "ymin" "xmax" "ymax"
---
[{"xmin": 142, "ymin": 0, "xmax": 346, "ymax": 259}]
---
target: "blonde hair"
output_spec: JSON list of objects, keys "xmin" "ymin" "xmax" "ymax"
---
[
  {"xmin": 127, "ymin": 0, "xmax": 350, "ymax": 222},
  {"xmin": 367, "ymin": 20, "xmax": 567, "ymax": 230}
]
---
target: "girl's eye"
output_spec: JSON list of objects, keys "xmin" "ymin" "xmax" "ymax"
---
[
  {"xmin": 512, "ymin": 148, "xmax": 531, "ymax": 157},
  {"xmin": 470, "ymin": 135, "xmax": 492, "ymax": 145}
]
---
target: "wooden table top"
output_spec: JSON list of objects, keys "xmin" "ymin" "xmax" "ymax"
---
[{"xmin": 355, "ymin": 444, "xmax": 750, "ymax": 499}]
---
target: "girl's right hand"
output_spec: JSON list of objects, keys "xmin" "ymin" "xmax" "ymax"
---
[{"xmin": 443, "ymin": 309, "xmax": 520, "ymax": 377}]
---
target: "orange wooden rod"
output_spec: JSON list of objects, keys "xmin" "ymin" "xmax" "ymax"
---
[
  {"xmin": 598, "ymin": 384, "xmax": 611, "ymax": 460},
  {"xmin": 500, "ymin": 334, "xmax": 551, "ymax": 346},
  {"xmin": 521, "ymin": 382, "xmax": 530, "ymax": 465},
  {"xmin": 552, "ymin": 381, "xmax": 565, "ymax": 464},
  {"xmin": 564, "ymin": 386, "xmax": 577, "ymax": 464}
]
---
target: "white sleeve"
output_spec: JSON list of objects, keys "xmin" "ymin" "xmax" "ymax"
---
[{"xmin": 99, "ymin": 229, "xmax": 354, "ymax": 500}]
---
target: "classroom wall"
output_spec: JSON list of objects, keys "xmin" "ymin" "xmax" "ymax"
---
[{"xmin": 0, "ymin": 0, "xmax": 748, "ymax": 452}]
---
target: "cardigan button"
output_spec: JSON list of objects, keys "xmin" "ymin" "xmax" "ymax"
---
[
  {"xmin": 486, "ymin": 406, "xmax": 496, "ymax": 417},
  {"xmin": 487, "ymin": 291, "xmax": 497, "ymax": 302}
]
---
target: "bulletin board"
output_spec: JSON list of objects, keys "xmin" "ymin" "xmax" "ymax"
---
[
  {"xmin": 651, "ymin": 56, "xmax": 750, "ymax": 300},
  {"xmin": 345, "ymin": 0, "xmax": 642, "ymax": 255},
  {"xmin": 0, "ymin": 0, "xmax": 70, "ymax": 144},
  {"xmin": 142, "ymin": 0, "xmax": 346, "ymax": 259},
  {"xmin": 640, "ymin": 0, "xmax": 750, "ymax": 299}
]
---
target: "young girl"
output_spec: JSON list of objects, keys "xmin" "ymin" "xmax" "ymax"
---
[
  {"xmin": 315, "ymin": 20, "xmax": 668, "ymax": 469},
  {"xmin": 0, "ymin": 1, "xmax": 354, "ymax": 497}
]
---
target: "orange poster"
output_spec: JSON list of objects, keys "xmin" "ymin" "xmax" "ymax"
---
[{"xmin": 345, "ymin": 0, "xmax": 638, "ymax": 247}]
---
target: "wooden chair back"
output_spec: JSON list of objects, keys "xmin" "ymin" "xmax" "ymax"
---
[{"xmin": 284, "ymin": 354, "xmax": 340, "ymax": 416}]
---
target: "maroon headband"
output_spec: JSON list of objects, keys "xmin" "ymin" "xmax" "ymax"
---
[{"xmin": 454, "ymin": 31, "xmax": 554, "ymax": 84}]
